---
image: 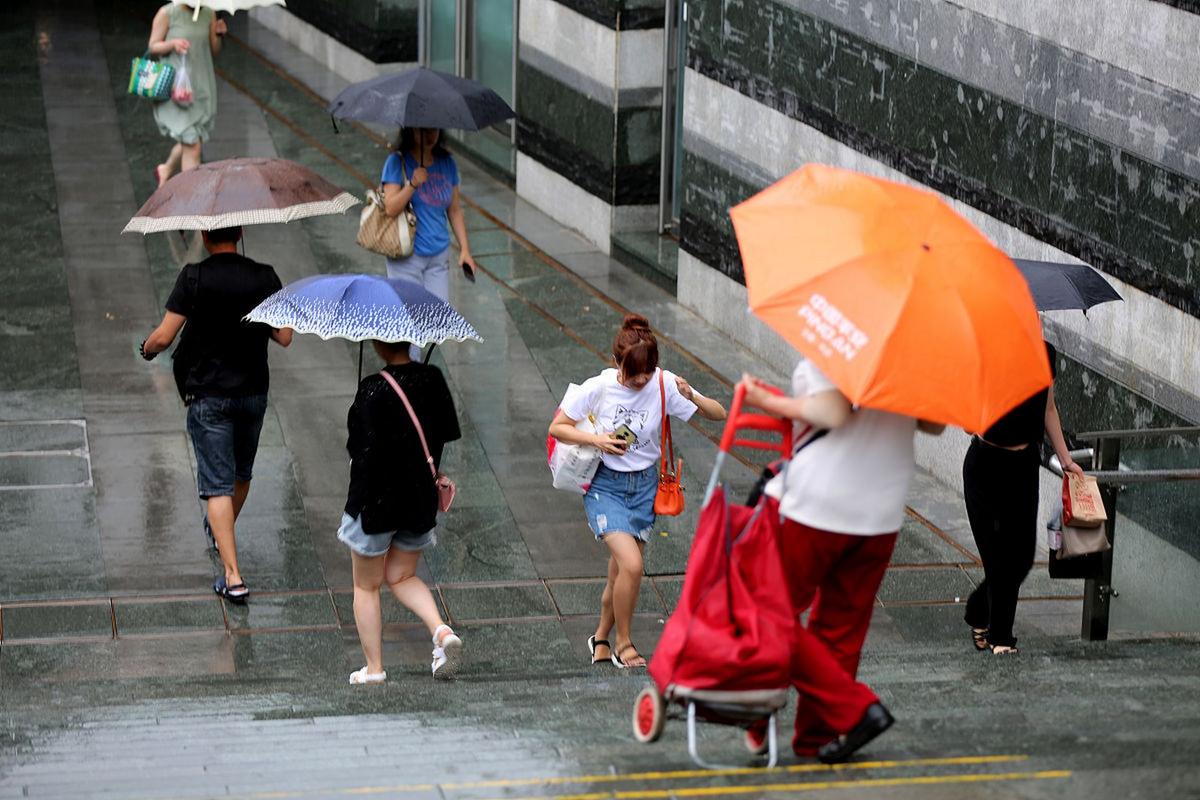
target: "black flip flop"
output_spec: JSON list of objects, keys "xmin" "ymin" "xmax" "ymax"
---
[
  {"xmin": 611, "ymin": 643, "xmax": 645, "ymax": 669},
  {"xmin": 213, "ymin": 576, "xmax": 249, "ymax": 604},
  {"xmin": 587, "ymin": 635, "xmax": 611, "ymax": 665}
]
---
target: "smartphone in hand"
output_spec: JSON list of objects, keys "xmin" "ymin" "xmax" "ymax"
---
[
  {"xmin": 612, "ymin": 423, "xmax": 637, "ymax": 448},
  {"xmin": 462, "ymin": 263, "xmax": 476, "ymax": 283}
]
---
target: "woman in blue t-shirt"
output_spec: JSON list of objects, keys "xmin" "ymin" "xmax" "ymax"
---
[{"xmin": 381, "ymin": 129, "xmax": 478, "ymax": 316}]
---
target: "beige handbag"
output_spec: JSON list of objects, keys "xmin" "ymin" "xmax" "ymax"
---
[
  {"xmin": 356, "ymin": 159, "xmax": 416, "ymax": 259},
  {"xmin": 1057, "ymin": 523, "xmax": 1111, "ymax": 559}
]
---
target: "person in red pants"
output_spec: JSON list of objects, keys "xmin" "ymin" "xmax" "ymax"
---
[{"xmin": 739, "ymin": 361, "xmax": 943, "ymax": 762}]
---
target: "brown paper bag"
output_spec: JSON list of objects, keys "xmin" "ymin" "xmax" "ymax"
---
[
  {"xmin": 1057, "ymin": 524, "xmax": 1111, "ymax": 559},
  {"xmin": 1062, "ymin": 473, "xmax": 1107, "ymax": 528}
]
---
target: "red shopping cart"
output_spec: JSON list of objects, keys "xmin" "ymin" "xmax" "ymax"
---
[{"xmin": 633, "ymin": 384, "xmax": 796, "ymax": 768}]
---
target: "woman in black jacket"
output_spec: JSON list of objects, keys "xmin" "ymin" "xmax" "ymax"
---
[{"xmin": 338, "ymin": 340, "xmax": 463, "ymax": 683}]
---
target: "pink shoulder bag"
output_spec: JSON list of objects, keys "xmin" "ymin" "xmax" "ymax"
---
[{"xmin": 378, "ymin": 370, "xmax": 456, "ymax": 513}]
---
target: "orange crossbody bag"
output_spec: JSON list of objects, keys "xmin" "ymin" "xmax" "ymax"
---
[{"xmin": 653, "ymin": 371, "xmax": 685, "ymax": 516}]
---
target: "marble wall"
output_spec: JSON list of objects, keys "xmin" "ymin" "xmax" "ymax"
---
[
  {"xmin": 514, "ymin": 0, "xmax": 665, "ymax": 252},
  {"xmin": 675, "ymin": 0, "xmax": 1200, "ymax": 493},
  {"xmin": 281, "ymin": 0, "xmax": 419, "ymax": 63},
  {"xmin": 683, "ymin": 0, "xmax": 1200, "ymax": 314}
]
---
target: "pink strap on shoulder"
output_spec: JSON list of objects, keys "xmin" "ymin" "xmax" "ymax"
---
[{"xmin": 378, "ymin": 369, "xmax": 438, "ymax": 482}]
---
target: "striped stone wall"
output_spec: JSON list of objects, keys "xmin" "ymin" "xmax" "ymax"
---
[
  {"xmin": 677, "ymin": 0, "xmax": 1200, "ymax": 443},
  {"xmin": 514, "ymin": 0, "xmax": 665, "ymax": 252},
  {"xmin": 282, "ymin": 0, "xmax": 419, "ymax": 63}
]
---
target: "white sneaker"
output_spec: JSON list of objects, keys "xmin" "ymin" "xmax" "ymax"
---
[
  {"xmin": 348, "ymin": 666, "xmax": 387, "ymax": 685},
  {"xmin": 431, "ymin": 624, "xmax": 463, "ymax": 679}
]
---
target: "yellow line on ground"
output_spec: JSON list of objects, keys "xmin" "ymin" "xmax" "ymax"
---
[
  {"xmin": 440, "ymin": 754, "xmax": 1027, "ymax": 790},
  {"xmin": 485, "ymin": 770, "xmax": 1071, "ymax": 800},
  {"xmin": 155, "ymin": 755, "xmax": 1031, "ymax": 800}
]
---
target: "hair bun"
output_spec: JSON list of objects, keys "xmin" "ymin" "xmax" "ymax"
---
[{"xmin": 621, "ymin": 313, "xmax": 652, "ymax": 332}]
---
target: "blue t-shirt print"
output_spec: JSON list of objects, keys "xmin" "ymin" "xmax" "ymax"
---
[{"xmin": 381, "ymin": 152, "xmax": 460, "ymax": 257}]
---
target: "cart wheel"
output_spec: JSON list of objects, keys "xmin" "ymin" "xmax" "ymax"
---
[{"xmin": 633, "ymin": 686, "xmax": 665, "ymax": 743}]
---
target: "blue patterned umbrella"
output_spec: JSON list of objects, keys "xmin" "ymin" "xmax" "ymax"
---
[{"xmin": 245, "ymin": 274, "xmax": 483, "ymax": 346}]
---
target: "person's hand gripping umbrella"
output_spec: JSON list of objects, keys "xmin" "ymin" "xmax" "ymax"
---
[{"xmin": 327, "ymin": 67, "xmax": 516, "ymax": 282}]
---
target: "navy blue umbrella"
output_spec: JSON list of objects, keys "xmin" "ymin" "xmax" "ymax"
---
[
  {"xmin": 327, "ymin": 67, "xmax": 515, "ymax": 131},
  {"xmin": 1012, "ymin": 259, "xmax": 1123, "ymax": 312}
]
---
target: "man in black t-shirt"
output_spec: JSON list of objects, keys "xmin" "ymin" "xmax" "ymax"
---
[{"xmin": 140, "ymin": 226, "xmax": 292, "ymax": 603}]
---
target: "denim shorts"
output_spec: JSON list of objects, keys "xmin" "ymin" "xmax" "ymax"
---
[
  {"xmin": 185, "ymin": 394, "xmax": 268, "ymax": 498},
  {"xmin": 583, "ymin": 463, "xmax": 657, "ymax": 543},
  {"xmin": 337, "ymin": 513, "xmax": 437, "ymax": 557}
]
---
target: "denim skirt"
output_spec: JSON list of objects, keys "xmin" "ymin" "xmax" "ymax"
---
[{"xmin": 583, "ymin": 463, "xmax": 657, "ymax": 542}]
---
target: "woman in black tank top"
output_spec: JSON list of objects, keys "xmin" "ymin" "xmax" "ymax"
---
[{"xmin": 961, "ymin": 342, "xmax": 1083, "ymax": 654}]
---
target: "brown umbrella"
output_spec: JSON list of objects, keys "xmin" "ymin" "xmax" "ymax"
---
[{"xmin": 122, "ymin": 157, "xmax": 359, "ymax": 234}]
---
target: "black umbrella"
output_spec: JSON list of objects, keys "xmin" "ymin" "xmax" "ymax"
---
[
  {"xmin": 327, "ymin": 67, "xmax": 515, "ymax": 131},
  {"xmin": 1012, "ymin": 258, "xmax": 1123, "ymax": 312}
]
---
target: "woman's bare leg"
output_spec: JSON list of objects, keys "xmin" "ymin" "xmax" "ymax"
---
[
  {"xmin": 384, "ymin": 548, "xmax": 445, "ymax": 636},
  {"xmin": 350, "ymin": 551, "xmax": 388, "ymax": 674},
  {"xmin": 592, "ymin": 554, "xmax": 619, "ymax": 661},
  {"xmin": 180, "ymin": 141, "xmax": 202, "ymax": 172},
  {"xmin": 158, "ymin": 143, "xmax": 183, "ymax": 185},
  {"xmin": 603, "ymin": 533, "xmax": 646, "ymax": 666}
]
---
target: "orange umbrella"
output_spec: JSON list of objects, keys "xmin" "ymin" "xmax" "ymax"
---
[{"xmin": 730, "ymin": 164, "xmax": 1049, "ymax": 432}]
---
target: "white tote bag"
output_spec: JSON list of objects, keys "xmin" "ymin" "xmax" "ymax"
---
[{"xmin": 547, "ymin": 383, "xmax": 606, "ymax": 494}]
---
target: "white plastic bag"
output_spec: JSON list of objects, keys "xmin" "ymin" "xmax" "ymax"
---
[
  {"xmin": 547, "ymin": 383, "xmax": 606, "ymax": 494},
  {"xmin": 1046, "ymin": 506, "xmax": 1062, "ymax": 552},
  {"xmin": 172, "ymin": 53, "xmax": 194, "ymax": 106}
]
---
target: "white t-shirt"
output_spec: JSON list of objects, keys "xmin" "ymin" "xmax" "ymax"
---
[
  {"xmin": 765, "ymin": 360, "xmax": 917, "ymax": 535},
  {"xmin": 560, "ymin": 368, "xmax": 698, "ymax": 472}
]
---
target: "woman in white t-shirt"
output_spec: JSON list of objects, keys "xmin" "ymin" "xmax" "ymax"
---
[
  {"xmin": 739, "ymin": 361, "xmax": 942, "ymax": 763},
  {"xmin": 550, "ymin": 314, "xmax": 726, "ymax": 668}
]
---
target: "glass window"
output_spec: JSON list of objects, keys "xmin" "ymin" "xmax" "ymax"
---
[
  {"xmin": 428, "ymin": 0, "xmax": 457, "ymax": 74},
  {"xmin": 470, "ymin": 0, "xmax": 514, "ymax": 110}
]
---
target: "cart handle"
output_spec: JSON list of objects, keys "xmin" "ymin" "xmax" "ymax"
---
[
  {"xmin": 719, "ymin": 384, "xmax": 794, "ymax": 460},
  {"xmin": 703, "ymin": 383, "xmax": 797, "ymax": 505}
]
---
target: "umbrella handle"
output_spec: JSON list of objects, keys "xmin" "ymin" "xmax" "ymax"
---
[
  {"xmin": 330, "ymin": 114, "xmax": 339, "ymax": 135},
  {"xmin": 357, "ymin": 341, "xmax": 364, "ymax": 383}
]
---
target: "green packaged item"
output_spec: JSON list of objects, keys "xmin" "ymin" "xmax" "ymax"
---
[{"xmin": 128, "ymin": 52, "xmax": 175, "ymax": 100}]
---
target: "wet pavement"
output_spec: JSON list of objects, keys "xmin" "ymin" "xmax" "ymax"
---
[{"xmin": 2, "ymin": 1, "xmax": 1200, "ymax": 797}]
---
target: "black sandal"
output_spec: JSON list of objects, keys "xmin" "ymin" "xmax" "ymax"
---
[
  {"xmin": 611, "ymin": 643, "xmax": 645, "ymax": 669},
  {"xmin": 971, "ymin": 626, "xmax": 989, "ymax": 651},
  {"xmin": 587, "ymin": 635, "xmax": 611, "ymax": 665},
  {"xmin": 213, "ymin": 576, "xmax": 249, "ymax": 604}
]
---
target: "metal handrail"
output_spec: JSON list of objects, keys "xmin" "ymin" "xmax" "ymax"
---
[
  {"xmin": 1045, "ymin": 428, "xmax": 1200, "ymax": 641},
  {"xmin": 1048, "ymin": 444, "xmax": 1200, "ymax": 484},
  {"xmin": 1087, "ymin": 469, "xmax": 1200, "ymax": 484},
  {"xmin": 1074, "ymin": 426, "xmax": 1200, "ymax": 440}
]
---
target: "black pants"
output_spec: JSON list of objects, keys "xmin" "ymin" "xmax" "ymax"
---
[{"xmin": 962, "ymin": 438, "xmax": 1040, "ymax": 648}]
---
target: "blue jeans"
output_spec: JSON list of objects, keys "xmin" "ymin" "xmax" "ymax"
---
[
  {"xmin": 186, "ymin": 395, "xmax": 269, "ymax": 498},
  {"xmin": 337, "ymin": 513, "xmax": 437, "ymax": 557},
  {"xmin": 386, "ymin": 247, "xmax": 450, "ymax": 361},
  {"xmin": 582, "ymin": 464, "xmax": 657, "ymax": 543}
]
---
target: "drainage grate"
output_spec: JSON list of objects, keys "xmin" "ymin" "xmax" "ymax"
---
[{"xmin": 0, "ymin": 419, "xmax": 93, "ymax": 490}]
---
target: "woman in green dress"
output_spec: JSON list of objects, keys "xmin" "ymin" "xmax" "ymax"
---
[{"xmin": 147, "ymin": 4, "xmax": 226, "ymax": 186}]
